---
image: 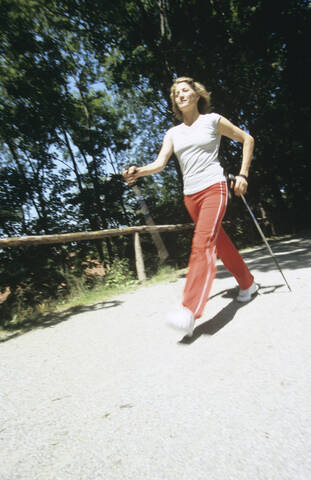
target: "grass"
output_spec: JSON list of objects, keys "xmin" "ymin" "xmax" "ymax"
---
[
  {"xmin": 0, "ymin": 232, "xmax": 292, "ymax": 342},
  {"xmin": 56, "ymin": 265, "xmax": 185, "ymax": 310},
  {"xmin": 0, "ymin": 265, "xmax": 184, "ymax": 342},
  {"xmin": 2, "ymin": 230, "xmax": 290, "ymax": 342}
]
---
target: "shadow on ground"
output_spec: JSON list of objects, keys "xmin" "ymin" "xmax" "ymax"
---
[
  {"xmin": 0, "ymin": 299, "xmax": 123, "ymax": 344},
  {"xmin": 218, "ymin": 234, "xmax": 311, "ymax": 278},
  {"xmin": 178, "ymin": 234, "xmax": 311, "ymax": 282},
  {"xmin": 179, "ymin": 281, "xmax": 285, "ymax": 345},
  {"xmin": 2, "ymin": 234, "xmax": 309, "ymax": 344},
  {"xmin": 179, "ymin": 299, "xmax": 245, "ymax": 345}
]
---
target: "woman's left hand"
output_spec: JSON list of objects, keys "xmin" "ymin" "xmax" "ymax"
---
[{"xmin": 232, "ymin": 175, "xmax": 248, "ymax": 196}]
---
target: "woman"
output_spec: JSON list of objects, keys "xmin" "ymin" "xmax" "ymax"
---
[{"xmin": 123, "ymin": 77, "xmax": 257, "ymax": 336}]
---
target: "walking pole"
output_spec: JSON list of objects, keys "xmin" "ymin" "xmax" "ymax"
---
[
  {"xmin": 120, "ymin": 166, "xmax": 169, "ymax": 262},
  {"xmin": 228, "ymin": 174, "xmax": 292, "ymax": 292},
  {"xmin": 131, "ymin": 184, "xmax": 169, "ymax": 263}
]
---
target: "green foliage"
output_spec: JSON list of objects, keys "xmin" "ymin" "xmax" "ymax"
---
[
  {"xmin": 0, "ymin": 242, "xmax": 135, "ymax": 329},
  {"xmin": 103, "ymin": 258, "xmax": 135, "ymax": 287},
  {"xmin": 0, "ymin": 0, "xmax": 310, "ymax": 329}
]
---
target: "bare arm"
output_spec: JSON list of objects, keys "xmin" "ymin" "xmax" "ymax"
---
[
  {"xmin": 123, "ymin": 132, "xmax": 173, "ymax": 185},
  {"xmin": 218, "ymin": 116, "xmax": 255, "ymax": 196}
]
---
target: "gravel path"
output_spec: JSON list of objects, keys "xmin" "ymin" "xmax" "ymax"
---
[{"xmin": 1, "ymin": 234, "xmax": 311, "ymax": 480}]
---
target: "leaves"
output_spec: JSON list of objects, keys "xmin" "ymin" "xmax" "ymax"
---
[{"xmin": 0, "ymin": 0, "xmax": 310, "ymax": 325}]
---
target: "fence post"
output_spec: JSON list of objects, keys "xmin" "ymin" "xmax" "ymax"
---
[{"xmin": 134, "ymin": 232, "xmax": 147, "ymax": 282}]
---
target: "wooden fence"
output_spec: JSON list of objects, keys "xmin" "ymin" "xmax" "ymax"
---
[{"xmin": 0, "ymin": 224, "xmax": 195, "ymax": 281}]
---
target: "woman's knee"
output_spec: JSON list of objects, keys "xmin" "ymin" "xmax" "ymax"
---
[{"xmin": 192, "ymin": 232, "xmax": 217, "ymax": 252}]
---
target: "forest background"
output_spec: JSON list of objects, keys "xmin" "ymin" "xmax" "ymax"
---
[{"xmin": 0, "ymin": 0, "xmax": 310, "ymax": 328}]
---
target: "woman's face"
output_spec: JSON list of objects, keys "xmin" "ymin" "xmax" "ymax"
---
[{"xmin": 174, "ymin": 82, "xmax": 199, "ymax": 112}]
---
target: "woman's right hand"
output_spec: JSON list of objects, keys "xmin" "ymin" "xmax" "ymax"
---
[
  {"xmin": 122, "ymin": 165, "xmax": 139, "ymax": 186},
  {"xmin": 122, "ymin": 133, "xmax": 173, "ymax": 185}
]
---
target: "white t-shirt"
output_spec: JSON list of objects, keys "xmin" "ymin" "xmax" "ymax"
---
[{"xmin": 167, "ymin": 113, "xmax": 226, "ymax": 195}]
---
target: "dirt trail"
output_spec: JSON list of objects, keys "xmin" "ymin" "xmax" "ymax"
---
[{"xmin": 1, "ymin": 234, "xmax": 311, "ymax": 480}]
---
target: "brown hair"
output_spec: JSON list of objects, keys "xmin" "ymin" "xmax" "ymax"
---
[{"xmin": 170, "ymin": 77, "xmax": 212, "ymax": 121}]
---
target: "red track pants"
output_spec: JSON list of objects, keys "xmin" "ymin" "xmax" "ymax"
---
[{"xmin": 183, "ymin": 182, "xmax": 254, "ymax": 318}]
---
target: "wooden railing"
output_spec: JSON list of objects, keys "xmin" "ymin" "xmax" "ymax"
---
[{"xmin": 0, "ymin": 224, "xmax": 195, "ymax": 281}]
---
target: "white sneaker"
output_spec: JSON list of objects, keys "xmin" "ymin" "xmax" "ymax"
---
[
  {"xmin": 236, "ymin": 281, "xmax": 258, "ymax": 302},
  {"xmin": 166, "ymin": 306, "xmax": 195, "ymax": 337}
]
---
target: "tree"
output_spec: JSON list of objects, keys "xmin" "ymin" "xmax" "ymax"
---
[
  {"xmin": 76, "ymin": 0, "xmax": 311, "ymax": 233},
  {"xmin": 1, "ymin": 0, "xmax": 310, "ymax": 326}
]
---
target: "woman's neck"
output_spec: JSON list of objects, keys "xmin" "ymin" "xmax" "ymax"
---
[{"xmin": 182, "ymin": 109, "xmax": 200, "ymax": 126}]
